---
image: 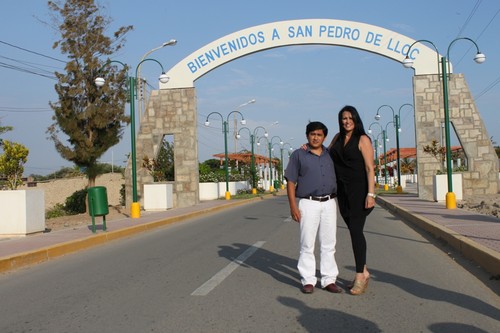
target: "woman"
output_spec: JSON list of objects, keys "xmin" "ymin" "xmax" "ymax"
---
[{"xmin": 329, "ymin": 105, "xmax": 376, "ymax": 295}]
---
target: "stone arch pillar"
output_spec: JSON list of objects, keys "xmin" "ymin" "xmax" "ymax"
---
[
  {"xmin": 413, "ymin": 73, "xmax": 499, "ymax": 200},
  {"xmin": 125, "ymin": 88, "xmax": 199, "ymax": 209}
]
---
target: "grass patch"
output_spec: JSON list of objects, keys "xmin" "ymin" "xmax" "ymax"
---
[{"xmin": 376, "ymin": 187, "xmax": 410, "ymax": 195}]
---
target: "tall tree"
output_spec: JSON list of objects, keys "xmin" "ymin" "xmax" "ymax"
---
[
  {"xmin": 0, "ymin": 121, "xmax": 13, "ymax": 146},
  {"xmin": 47, "ymin": 0, "xmax": 133, "ymax": 187}
]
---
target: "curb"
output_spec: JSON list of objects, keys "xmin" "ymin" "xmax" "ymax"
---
[
  {"xmin": 0, "ymin": 195, "xmax": 268, "ymax": 274},
  {"xmin": 377, "ymin": 197, "xmax": 500, "ymax": 276}
]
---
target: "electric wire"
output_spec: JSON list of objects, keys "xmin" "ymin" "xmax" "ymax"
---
[
  {"xmin": 455, "ymin": 0, "xmax": 482, "ymax": 38},
  {"xmin": 0, "ymin": 39, "xmax": 66, "ymax": 63}
]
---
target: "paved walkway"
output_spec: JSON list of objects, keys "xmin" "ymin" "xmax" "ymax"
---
[{"xmin": 1, "ymin": 190, "xmax": 499, "ymax": 276}]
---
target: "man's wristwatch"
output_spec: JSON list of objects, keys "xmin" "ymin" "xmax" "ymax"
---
[{"xmin": 367, "ymin": 192, "xmax": 377, "ymax": 198}]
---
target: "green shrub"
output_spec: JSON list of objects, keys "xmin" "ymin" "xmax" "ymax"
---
[
  {"xmin": 46, "ymin": 203, "xmax": 67, "ymax": 219},
  {"xmin": 65, "ymin": 189, "xmax": 88, "ymax": 215},
  {"xmin": 120, "ymin": 184, "xmax": 125, "ymax": 206}
]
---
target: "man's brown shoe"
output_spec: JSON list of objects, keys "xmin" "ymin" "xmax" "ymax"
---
[
  {"xmin": 323, "ymin": 283, "xmax": 342, "ymax": 293},
  {"xmin": 301, "ymin": 284, "xmax": 314, "ymax": 294}
]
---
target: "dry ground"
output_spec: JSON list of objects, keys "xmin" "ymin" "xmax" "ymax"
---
[
  {"xmin": 19, "ymin": 173, "xmax": 126, "ymax": 232},
  {"xmin": 45, "ymin": 205, "xmax": 129, "ymax": 232},
  {"xmin": 457, "ymin": 193, "xmax": 500, "ymax": 219}
]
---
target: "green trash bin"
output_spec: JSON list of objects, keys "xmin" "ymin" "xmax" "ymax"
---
[
  {"xmin": 87, "ymin": 186, "xmax": 109, "ymax": 233},
  {"xmin": 273, "ymin": 180, "xmax": 280, "ymax": 191}
]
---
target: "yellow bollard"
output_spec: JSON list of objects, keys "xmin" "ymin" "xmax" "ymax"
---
[
  {"xmin": 252, "ymin": 188, "xmax": 257, "ymax": 195},
  {"xmin": 384, "ymin": 184, "xmax": 389, "ymax": 191},
  {"xmin": 131, "ymin": 202, "xmax": 141, "ymax": 218},
  {"xmin": 225, "ymin": 191, "xmax": 231, "ymax": 200},
  {"xmin": 396, "ymin": 185, "xmax": 403, "ymax": 193},
  {"xmin": 446, "ymin": 192, "xmax": 457, "ymax": 209}
]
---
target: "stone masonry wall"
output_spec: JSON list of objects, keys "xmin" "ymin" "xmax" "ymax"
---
[
  {"xmin": 125, "ymin": 88, "xmax": 199, "ymax": 209},
  {"xmin": 413, "ymin": 73, "xmax": 499, "ymax": 200}
]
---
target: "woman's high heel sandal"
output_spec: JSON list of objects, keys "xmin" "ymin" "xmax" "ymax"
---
[
  {"xmin": 347, "ymin": 279, "xmax": 355, "ymax": 289},
  {"xmin": 350, "ymin": 278, "xmax": 369, "ymax": 295},
  {"xmin": 348, "ymin": 273, "xmax": 369, "ymax": 289}
]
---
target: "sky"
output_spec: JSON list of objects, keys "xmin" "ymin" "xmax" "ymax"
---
[{"xmin": 1, "ymin": 0, "xmax": 499, "ymax": 176}]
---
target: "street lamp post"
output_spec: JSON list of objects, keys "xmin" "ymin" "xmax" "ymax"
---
[
  {"xmin": 403, "ymin": 38, "xmax": 485, "ymax": 209},
  {"xmin": 205, "ymin": 111, "xmax": 246, "ymax": 200},
  {"xmin": 137, "ymin": 39, "xmax": 177, "ymax": 122},
  {"xmin": 257, "ymin": 136, "xmax": 271, "ymax": 192},
  {"xmin": 236, "ymin": 126, "xmax": 268, "ymax": 194},
  {"xmin": 370, "ymin": 134, "xmax": 383, "ymax": 185},
  {"xmin": 232, "ymin": 99, "xmax": 256, "ymax": 152},
  {"xmin": 269, "ymin": 136, "xmax": 283, "ymax": 192},
  {"xmin": 375, "ymin": 105, "xmax": 403, "ymax": 193},
  {"xmin": 368, "ymin": 122, "xmax": 388, "ymax": 190},
  {"xmin": 397, "ymin": 103, "xmax": 415, "ymax": 187},
  {"xmin": 271, "ymin": 143, "xmax": 282, "ymax": 186},
  {"xmin": 95, "ymin": 59, "xmax": 169, "ymax": 218},
  {"xmin": 280, "ymin": 143, "xmax": 293, "ymax": 189}
]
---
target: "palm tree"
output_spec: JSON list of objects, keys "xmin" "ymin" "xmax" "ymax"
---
[{"xmin": 400, "ymin": 157, "xmax": 416, "ymax": 175}]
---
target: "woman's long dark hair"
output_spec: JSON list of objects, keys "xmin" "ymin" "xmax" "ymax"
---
[{"xmin": 337, "ymin": 105, "xmax": 370, "ymax": 141}]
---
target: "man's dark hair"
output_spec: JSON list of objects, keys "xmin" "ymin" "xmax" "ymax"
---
[{"xmin": 306, "ymin": 121, "xmax": 328, "ymax": 137}]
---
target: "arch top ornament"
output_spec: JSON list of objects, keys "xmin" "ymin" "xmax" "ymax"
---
[{"xmin": 160, "ymin": 19, "xmax": 441, "ymax": 89}]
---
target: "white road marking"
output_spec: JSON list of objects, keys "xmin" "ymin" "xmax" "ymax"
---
[{"xmin": 191, "ymin": 241, "xmax": 266, "ymax": 296}]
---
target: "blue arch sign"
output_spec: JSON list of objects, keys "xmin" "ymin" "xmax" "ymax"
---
[{"xmin": 160, "ymin": 19, "xmax": 440, "ymax": 89}]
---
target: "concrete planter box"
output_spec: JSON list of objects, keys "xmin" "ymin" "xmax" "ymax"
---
[
  {"xmin": 433, "ymin": 173, "xmax": 463, "ymax": 202},
  {"xmin": 143, "ymin": 183, "xmax": 173, "ymax": 211},
  {"xmin": 0, "ymin": 189, "xmax": 45, "ymax": 236},
  {"xmin": 199, "ymin": 183, "xmax": 219, "ymax": 200},
  {"xmin": 199, "ymin": 181, "xmax": 250, "ymax": 200}
]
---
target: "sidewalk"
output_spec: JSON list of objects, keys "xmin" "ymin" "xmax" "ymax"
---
[
  {"xmin": 377, "ymin": 187, "xmax": 500, "ymax": 277},
  {"xmin": 1, "ymin": 190, "xmax": 499, "ymax": 277}
]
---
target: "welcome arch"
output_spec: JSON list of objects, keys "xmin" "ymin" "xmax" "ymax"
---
[{"xmin": 129, "ymin": 19, "xmax": 498, "ymax": 209}]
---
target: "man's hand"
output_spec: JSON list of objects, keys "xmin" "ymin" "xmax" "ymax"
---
[{"xmin": 290, "ymin": 207, "xmax": 301, "ymax": 223}]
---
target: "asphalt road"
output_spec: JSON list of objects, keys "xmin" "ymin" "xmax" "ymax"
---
[{"xmin": 0, "ymin": 196, "xmax": 499, "ymax": 332}]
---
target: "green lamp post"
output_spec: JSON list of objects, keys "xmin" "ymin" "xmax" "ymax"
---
[
  {"xmin": 95, "ymin": 58, "xmax": 169, "ymax": 218},
  {"xmin": 403, "ymin": 38, "xmax": 485, "ymax": 209},
  {"xmin": 237, "ymin": 126, "xmax": 268, "ymax": 194},
  {"xmin": 205, "ymin": 111, "xmax": 246, "ymax": 200},
  {"xmin": 269, "ymin": 136, "xmax": 283, "ymax": 192},
  {"xmin": 368, "ymin": 122, "xmax": 388, "ymax": 190},
  {"xmin": 375, "ymin": 105, "xmax": 402, "ymax": 192}
]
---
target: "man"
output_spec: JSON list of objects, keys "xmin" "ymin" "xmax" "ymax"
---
[{"xmin": 284, "ymin": 121, "xmax": 341, "ymax": 294}]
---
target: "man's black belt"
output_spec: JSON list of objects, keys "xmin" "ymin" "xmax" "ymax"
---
[{"xmin": 303, "ymin": 193, "xmax": 337, "ymax": 202}]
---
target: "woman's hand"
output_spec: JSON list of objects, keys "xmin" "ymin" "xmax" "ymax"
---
[{"xmin": 365, "ymin": 195, "xmax": 375, "ymax": 209}]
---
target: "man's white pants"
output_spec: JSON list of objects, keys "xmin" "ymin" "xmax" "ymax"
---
[{"xmin": 297, "ymin": 198, "xmax": 338, "ymax": 288}]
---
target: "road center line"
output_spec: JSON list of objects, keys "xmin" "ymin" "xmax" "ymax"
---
[{"xmin": 191, "ymin": 241, "xmax": 266, "ymax": 296}]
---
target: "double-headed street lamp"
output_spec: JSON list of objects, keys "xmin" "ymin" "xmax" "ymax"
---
[
  {"xmin": 375, "ymin": 105, "xmax": 403, "ymax": 193},
  {"xmin": 269, "ymin": 136, "xmax": 283, "ymax": 191},
  {"xmin": 368, "ymin": 122, "xmax": 388, "ymax": 190},
  {"xmin": 369, "ymin": 133, "xmax": 383, "ymax": 185},
  {"xmin": 403, "ymin": 37, "xmax": 485, "ymax": 209},
  {"xmin": 137, "ymin": 39, "xmax": 177, "ymax": 120},
  {"xmin": 95, "ymin": 59, "xmax": 169, "ymax": 218},
  {"xmin": 236, "ymin": 126, "xmax": 268, "ymax": 194},
  {"xmin": 205, "ymin": 111, "xmax": 246, "ymax": 200},
  {"xmin": 279, "ymin": 143, "xmax": 293, "ymax": 189},
  {"xmin": 257, "ymin": 135, "xmax": 281, "ymax": 192}
]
